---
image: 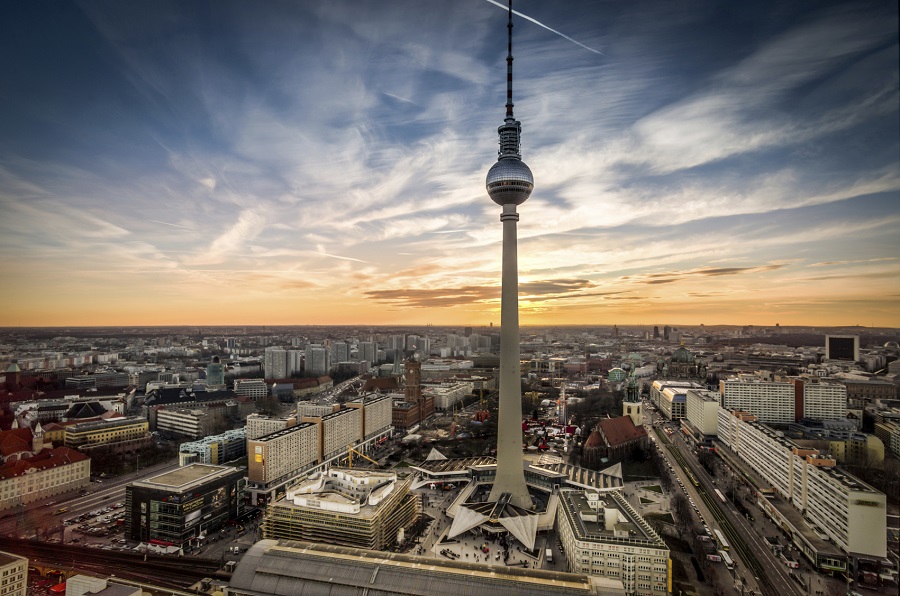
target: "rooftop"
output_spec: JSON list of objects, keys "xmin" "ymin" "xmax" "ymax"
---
[{"xmin": 133, "ymin": 463, "xmax": 239, "ymax": 491}]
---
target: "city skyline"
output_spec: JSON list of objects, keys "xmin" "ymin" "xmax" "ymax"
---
[{"xmin": 1, "ymin": 0, "xmax": 898, "ymax": 328}]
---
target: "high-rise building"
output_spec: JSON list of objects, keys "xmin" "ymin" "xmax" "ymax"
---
[
  {"xmin": 330, "ymin": 341, "xmax": 350, "ymax": 368},
  {"xmin": 825, "ymin": 335, "xmax": 859, "ymax": 361},
  {"xmin": 264, "ymin": 347, "xmax": 289, "ymax": 379},
  {"xmin": 206, "ymin": 355, "xmax": 225, "ymax": 386},
  {"xmin": 358, "ymin": 341, "xmax": 377, "ymax": 367},
  {"xmin": 483, "ymin": 0, "xmax": 533, "ymax": 511},
  {"xmin": 304, "ymin": 344, "xmax": 328, "ymax": 376}
]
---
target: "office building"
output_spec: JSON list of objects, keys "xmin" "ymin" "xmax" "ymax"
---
[
  {"xmin": 556, "ymin": 489, "xmax": 669, "ymax": 595},
  {"xmin": 264, "ymin": 348, "xmax": 289, "ymax": 379},
  {"xmin": 346, "ymin": 394, "xmax": 392, "ymax": 442},
  {"xmin": 649, "ymin": 381, "xmax": 702, "ymax": 419},
  {"xmin": 206, "ymin": 356, "xmax": 225, "ymax": 386},
  {"xmin": 330, "ymin": 341, "xmax": 350, "ymax": 368},
  {"xmin": 720, "ymin": 376, "xmax": 846, "ymax": 423},
  {"xmin": 125, "ymin": 463, "xmax": 246, "ymax": 546},
  {"xmin": 64, "ymin": 416, "xmax": 151, "ymax": 454},
  {"xmin": 233, "ymin": 378, "xmax": 267, "ymax": 400},
  {"xmin": 179, "ymin": 429, "xmax": 246, "ymax": 465},
  {"xmin": 825, "ymin": 335, "xmax": 859, "ymax": 361}
]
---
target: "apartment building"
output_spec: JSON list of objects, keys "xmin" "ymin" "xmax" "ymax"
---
[
  {"xmin": 245, "ymin": 413, "xmax": 298, "ymax": 441},
  {"xmin": 247, "ymin": 423, "xmax": 319, "ymax": 493},
  {"xmin": 717, "ymin": 408, "xmax": 886, "ymax": 560},
  {"xmin": 556, "ymin": 489, "xmax": 670, "ymax": 595},
  {"xmin": 346, "ymin": 394, "xmax": 392, "ymax": 442},
  {"xmin": 720, "ymin": 376, "xmax": 847, "ymax": 424}
]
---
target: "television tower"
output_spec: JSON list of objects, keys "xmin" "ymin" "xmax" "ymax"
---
[{"xmin": 486, "ymin": 0, "xmax": 533, "ymax": 510}]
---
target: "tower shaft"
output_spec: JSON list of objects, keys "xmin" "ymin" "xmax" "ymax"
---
[{"xmin": 488, "ymin": 204, "xmax": 531, "ymax": 509}]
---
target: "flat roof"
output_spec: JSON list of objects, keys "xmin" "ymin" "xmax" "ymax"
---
[{"xmin": 133, "ymin": 463, "xmax": 239, "ymax": 491}]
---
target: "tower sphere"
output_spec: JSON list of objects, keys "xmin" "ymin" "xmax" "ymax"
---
[{"xmin": 486, "ymin": 157, "xmax": 534, "ymax": 206}]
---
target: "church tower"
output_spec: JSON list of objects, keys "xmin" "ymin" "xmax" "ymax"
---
[{"xmin": 623, "ymin": 369, "xmax": 643, "ymax": 427}]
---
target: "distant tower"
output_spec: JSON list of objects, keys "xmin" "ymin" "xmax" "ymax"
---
[
  {"xmin": 32, "ymin": 422, "xmax": 44, "ymax": 453},
  {"xmin": 486, "ymin": 0, "xmax": 533, "ymax": 510},
  {"xmin": 4, "ymin": 362, "xmax": 20, "ymax": 392},
  {"xmin": 623, "ymin": 370, "xmax": 643, "ymax": 427}
]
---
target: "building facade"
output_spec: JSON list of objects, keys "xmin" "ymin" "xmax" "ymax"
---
[
  {"xmin": 0, "ymin": 551, "xmax": 27, "ymax": 596},
  {"xmin": 125, "ymin": 463, "xmax": 246, "ymax": 546},
  {"xmin": 556, "ymin": 489, "xmax": 669, "ymax": 595},
  {"xmin": 0, "ymin": 446, "xmax": 90, "ymax": 511},
  {"xmin": 717, "ymin": 409, "xmax": 886, "ymax": 561},
  {"xmin": 262, "ymin": 468, "xmax": 419, "ymax": 551},
  {"xmin": 179, "ymin": 429, "xmax": 246, "ymax": 465}
]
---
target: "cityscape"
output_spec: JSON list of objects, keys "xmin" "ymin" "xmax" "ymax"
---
[{"xmin": 1, "ymin": 1, "xmax": 898, "ymax": 596}]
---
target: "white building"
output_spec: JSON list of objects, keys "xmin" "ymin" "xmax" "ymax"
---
[
  {"xmin": 247, "ymin": 422, "xmax": 319, "ymax": 492},
  {"xmin": 0, "ymin": 551, "xmax": 27, "ymax": 596},
  {"xmin": 717, "ymin": 409, "xmax": 886, "ymax": 560},
  {"xmin": 720, "ymin": 376, "xmax": 795, "ymax": 423},
  {"xmin": 305, "ymin": 345, "xmax": 328, "ymax": 376},
  {"xmin": 234, "ymin": 378, "xmax": 268, "ymax": 400},
  {"xmin": 264, "ymin": 347, "xmax": 289, "ymax": 379},
  {"xmin": 303, "ymin": 407, "xmax": 363, "ymax": 462},
  {"xmin": 556, "ymin": 489, "xmax": 669, "ymax": 595},
  {"xmin": 685, "ymin": 389, "xmax": 720, "ymax": 436},
  {"xmin": 799, "ymin": 379, "xmax": 847, "ymax": 421},
  {"xmin": 0, "ymin": 446, "xmax": 90, "ymax": 511},
  {"xmin": 245, "ymin": 413, "xmax": 297, "ymax": 441},
  {"xmin": 423, "ymin": 381, "xmax": 473, "ymax": 410},
  {"xmin": 720, "ymin": 376, "xmax": 847, "ymax": 423},
  {"xmin": 347, "ymin": 395, "xmax": 392, "ymax": 442}
]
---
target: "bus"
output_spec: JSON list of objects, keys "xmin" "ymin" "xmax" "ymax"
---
[
  {"xmin": 713, "ymin": 529, "xmax": 730, "ymax": 551},
  {"xmin": 719, "ymin": 550, "xmax": 734, "ymax": 570},
  {"xmin": 714, "ymin": 488, "xmax": 726, "ymax": 503}
]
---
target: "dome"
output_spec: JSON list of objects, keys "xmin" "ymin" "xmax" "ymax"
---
[
  {"xmin": 486, "ymin": 158, "xmax": 533, "ymax": 206},
  {"xmin": 608, "ymin": 367, "xmax": 626, "ymax": 382},
  {"xmin": 671, "ymin": 346, "xmax": 695, "ymax": 363},
  {"xmin": 884, "ymin": 341, "xmax": 899, "ymax": 350}
]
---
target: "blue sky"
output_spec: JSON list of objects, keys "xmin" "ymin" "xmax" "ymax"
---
[{"xmin": 1, "ymin": 0, "xmax": 898, "ymax": 327}]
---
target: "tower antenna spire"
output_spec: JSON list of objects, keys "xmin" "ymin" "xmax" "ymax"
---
[{"xmin": 506, "ymin": 0, "xmax": 514, "ymax": 120}]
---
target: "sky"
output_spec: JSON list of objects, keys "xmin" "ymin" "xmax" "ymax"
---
[{"xmin": 0, "ymin": 0, "xmax": 898, "ymax": 328}]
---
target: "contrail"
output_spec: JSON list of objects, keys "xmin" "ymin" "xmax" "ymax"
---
[{"xmin": 482, "ymin": 0, "xmax": 602, "ymax": 55}]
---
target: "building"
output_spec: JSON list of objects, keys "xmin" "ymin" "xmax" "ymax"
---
[
  {"xmin": 244, "ymin": 413, "xmax": 297, "ymax": 440},
  {"xmin": 65, "ymin": 575, "xmax": 141, "ymax": 596},
  {"xmin": 720, "ymin": 376, "xmax": 847, "ymax": 423},
  {"xmin": 358, "ymin": 342, "xmax": 377, "ymax": 368},
  {"xmin": 264, "ymin": 348, "xmax": 289, "ymax": 379},
  {"xmin": 0, "ymin": 550, "xmax": 27, "ymax": 596},
  {"xmin": 64, "ymin": 416, "xmax": 152, "ymax": 455},
  {"xmin": 304, "ymin": 345, "xmax": 328, "ymax": 376},
  {"xmin": 717, "ymin": 409, "xmax": 886, "ymax": 562},
  {"xmin": 422, "ymin": 380, "xmax": 472, "ymax": 410},
  {"xmin": 303, "ymin": 407, "xmax": 362, "ymax": 462},
  {"xmin": 825, "ymin": 335, "xmax": 859, "ymax": 361},
  {"xmin": 330, "ymin": 342, "xmax": 350, "ymax": 369},
  {"xmin": 591, "ymin": 416, "xmax": 648, "ymax": 464},
  {"xmin": 233, "ymin": 379, "xmax": 267, "ymax": 400},
  {"xmin": 681, "ymin": 389, "xmax": 720, "ymax": 445},
  {"xmin": 179, "ymin": 429, "xmax": 246, "ymax": 465},
  {"xmin": 0, "ymin": 445, "xmax": 90, "ymax": 511},
  {"xmin": 649, "ymin": 381, "xmax": 702, "ymax": 419},
  {"xmin": 206, "ymin": 356, "xmax": 225, "ymax": 386},
  {"xmin": 155, "ymin": 407, "xmax": 221, "ymax": 440},
  {"xmin": 720, "ymin": 376, "xmax": 794, "ymax": 423},
  {"xmin": 246, "ymin": 423, "xmax": 319, "ymax": 504},
  {"xmin": 262, "ymin": 468, "xmax": 419, "ymax": 551},
  {"xmin": 226, "ymin": 540, "xmax": 619, "ymax": 596},
  {"xmin": 556, "ymin": 489, "xmax": 670, "ymax": 595},
  {"xmin": 346, "ymin": 394, "xmax": 392, "ymax": 443},
  {"xmin": 125, "ymin": 463, "xmax": 246, "ymax": 546},
  {"xmin": 840, "ymin": 378, "xmax": 896, "ymax": 404}
]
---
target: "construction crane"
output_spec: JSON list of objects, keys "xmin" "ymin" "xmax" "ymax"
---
[{"xmin": 342, "ymin": 444, "xmax": 380, "ymax": 469}]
